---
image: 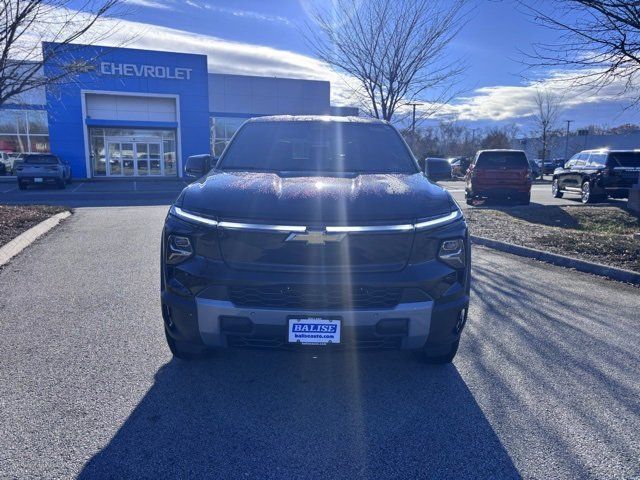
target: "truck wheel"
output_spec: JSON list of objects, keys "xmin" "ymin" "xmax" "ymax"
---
[
  {"xmin": 423, "ymin": 339, "xmax": 459, "ymax": 364},
  {"xmin": 552, "ymin": 179, "xmax": 563, "ymax": 198},
  {"xmin": 164, "ymin": 326, "xmax": 208, "ymax": 360},
  {"xmin": 465, "ymin": 194, "xmax": 474, "ymax": 206},
  {"xmin": 581, "ymin": 181, "xmax": 596, "ymax": 204},
  {"xmin": 18, "ymin": 181, "xmax": 27, "ymax": 190}
]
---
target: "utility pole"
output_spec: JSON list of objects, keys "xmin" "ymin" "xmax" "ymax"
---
[
  {"xmin": 564, "ymin": 120, "xmax": 573, "ymax": 159},
  {"xmin": 406, "ymin": 102, "xmax": 423, "ymax": 154},
  {"xmin": 406, "ymin": 102, "xmax": 423, "ymax": 135}
]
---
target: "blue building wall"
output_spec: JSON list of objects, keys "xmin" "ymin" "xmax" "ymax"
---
[{"xmin": 43, "ymin": 43, "xmax": 210, "ymax": 178}]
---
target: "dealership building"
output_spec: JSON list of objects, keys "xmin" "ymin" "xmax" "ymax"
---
[{"xmin": 0, "ymin": 42, "xmax": 356, "ymax": 179}]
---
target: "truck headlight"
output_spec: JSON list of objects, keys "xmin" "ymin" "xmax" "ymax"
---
[
  {"xmin": 438, "ymin": 238, "xmax": 465, "ymax": 268},
  {"xmin": 166, "ymin": 234, "xmax": 193, "ymax": 264}
]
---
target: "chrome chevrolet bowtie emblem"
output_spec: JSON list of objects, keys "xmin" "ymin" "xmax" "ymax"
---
[{"xmin": 285, "ymin": 230, "xmax": 346, "ymax": 245}]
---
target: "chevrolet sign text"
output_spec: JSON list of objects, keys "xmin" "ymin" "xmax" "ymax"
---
[{"xmin": 100, "ymin": 62, "xmax": 193, "ymax": 80}]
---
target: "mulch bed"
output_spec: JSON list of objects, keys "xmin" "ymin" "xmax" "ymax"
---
[
  {"xmin": 0, "ymin": 205, "xmax": 69, "ymax": 248},
  {"xmin": 466, "ymin": 205, "xmax": 640, "ymax": 272}
]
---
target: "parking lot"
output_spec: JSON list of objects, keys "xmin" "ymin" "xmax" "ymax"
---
[
  {"xmin": 1, "ymin": 178, "xmax": 631, "ymax": 210},
  {"xmin": 439, "ymin": 179, "xmax": 629, "ymax": 210},
  {"xmin": 0, "ymin": 179, "xmax": 188, "ymax": 207},
  {"xmin": 0, "ymin": 206, "xmax": 638, "ymax": 479}
]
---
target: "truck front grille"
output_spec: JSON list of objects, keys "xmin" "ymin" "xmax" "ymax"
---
[{"xmin": 227, "ymin": 285, "xmax": 402, "ymax": 310}]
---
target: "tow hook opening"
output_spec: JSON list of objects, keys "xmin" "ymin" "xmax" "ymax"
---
[
  {"xmin": 162, "ymin": 304, "xmax": 174, "ymax": 329},
  {"xmin": 455, "ymin": 308, "xmax": 467, "ymax": 334}
]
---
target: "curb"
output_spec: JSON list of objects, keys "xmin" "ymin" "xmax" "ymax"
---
[
  {"xmin": 0, "ymin": 211, "xmax": 71, "ymax": 267},
  {"xmin": 470, "ymin": 234, "xmax": 640, "ymax": 285}
]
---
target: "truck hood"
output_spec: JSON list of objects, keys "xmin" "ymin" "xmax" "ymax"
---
[{"xmin": 179, "ymin": 171, "xmax": 452, "ymax": 224}]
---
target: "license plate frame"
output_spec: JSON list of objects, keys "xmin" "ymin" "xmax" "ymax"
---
[{"xmin": 288, "ymin": 317, "xmax": 341, "ymax": 345}]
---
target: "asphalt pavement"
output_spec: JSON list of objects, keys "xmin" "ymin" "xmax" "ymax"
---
[
  {"xmin": 439, "ymin": 179, "xmax": 630, "ymax": 210},
  {"xmin": 0, "ymin": 207, "xmax": 638, "ymax": 479}
]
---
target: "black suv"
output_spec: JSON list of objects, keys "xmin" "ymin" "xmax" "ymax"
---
[
  {"xmin": 161, "ymin": 116, "xmax": 470, "ymax": 363},
  {"xmin": 552, "ymin": 149, "xmax": 640, "ymax": 203}
]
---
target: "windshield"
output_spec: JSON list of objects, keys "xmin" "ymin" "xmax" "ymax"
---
[
  {"xmin": 608, "ymin": 152, "xmax": 640, "ymax": 168},
  {"xmin": 218, "ymin": 121, "xmax": 417, "ymax": 174},
  {"xmin": 24, "ymin": 155, "xmax": 58, "ymax": 165},
  {"xmin": 476, "ymin": 151, "xmax": 528, "ymax": 169}
]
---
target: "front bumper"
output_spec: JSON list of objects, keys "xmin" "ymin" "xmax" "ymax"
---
[{"xmin": 162, "ymin": 289, "xmax": 468, "ymax": 351}]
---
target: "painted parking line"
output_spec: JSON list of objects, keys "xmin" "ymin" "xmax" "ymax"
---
[{"xmin": 70, "ymin": 182, "xmax": 84, "ymax": 192}]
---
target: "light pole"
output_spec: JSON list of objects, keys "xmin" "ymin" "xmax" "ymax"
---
[{"xmin": 564, "ymin": 120, "xmax": 573, "ymax": 159}]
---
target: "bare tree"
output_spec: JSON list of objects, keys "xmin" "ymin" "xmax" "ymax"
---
[
  {"xmin": 532, "ymin": 89, "xmax": 562, "ymax": 162},
  {"xmin": 522, "ymin": 1, "xmax": 640, "ymax": 104},
  {"xmin": 0, "ymin": 0, "xmax": 121, "ymax": 107},
  {"xmin": 305, "ymin": 0, "xmax": 468, "ymax": 122}
]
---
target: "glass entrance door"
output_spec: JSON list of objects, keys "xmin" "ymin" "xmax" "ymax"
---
[
  {"xmin": 134, "ymin": 142, "xmax": 163, "ymax": 176},
  {"xmin": 106, "ymin": 141, "xmax": 163, "ymax": 177},
  {"xmin": 107, "ymin": 142, "xmax": 122, "ymax": 176}
]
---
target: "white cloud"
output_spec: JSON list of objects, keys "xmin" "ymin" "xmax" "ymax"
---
[
  {"xmin": 188, "ymin": 2, "xmax": 292, "ymax": 25},
  {"xmin": 122, "ymin": 0, "xmax": 173, "ymax": 10},
  {"xmin": 428, "ymin": 69, "xmax": 640, "ymax": 126}
]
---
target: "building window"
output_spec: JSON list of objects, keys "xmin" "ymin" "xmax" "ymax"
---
[
  {"xmin": 211, "ymin": 117, "xmax": 246, "ymax": 156},
  {"xmin": 88, "ymin": 127, "xmax": 177, "ymax": 177},
  {"xmin": 0, "ymin": 109, "xmax": 50, "ymax": 155}
]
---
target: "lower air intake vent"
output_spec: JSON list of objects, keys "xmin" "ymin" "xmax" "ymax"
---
[{"xmin": 228, "ymin": 285, "xmax": 402, "ymax": 310}]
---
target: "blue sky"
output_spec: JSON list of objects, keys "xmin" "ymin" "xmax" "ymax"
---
[{"xmin": 67, "ymin": 0, "xmax": 640, "ymax": 131}]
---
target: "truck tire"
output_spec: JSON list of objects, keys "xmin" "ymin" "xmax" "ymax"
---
[
  {"xmin": 18, "ymin": 181, "xmax": 27, "ymax": 190},
  {"xmin": 423, "ymin": 339, "xmax": 459, "ymax": 364},
  {"xmin": 552, "ymin": 179, "xmax": 563, "ymax": 198},
  {"xmin": 164, "ymin": 326, "xmax": 208, "ymax": 360}
]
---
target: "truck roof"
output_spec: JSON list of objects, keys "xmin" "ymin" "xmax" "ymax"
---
[
  {"xmin": 247, "ymin": 115, "xmax": 385, "ymax": 125},
  {"xmin": 581, "ymin": 149, "xmax": 640, "ymax": 153}
]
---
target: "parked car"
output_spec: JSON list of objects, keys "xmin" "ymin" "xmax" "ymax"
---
[
  {"xmin": 552, "ymin": 149, "xmax": 640, "ymax": 203},
  {"xmin": 0, "ymin": 152, "xmax": 12, "ymax": 174},
  {"xmin": 465, "ymin": 149, "xmax": 532, "ymax": 205},
  {"xmin": 15, "ymin": 154, "xmax": 72, "ymax": 189},
  {"xmin": 528, "ymin": 159, "xmax": 542, "ymax": 179},
  {"xmin": 450, "ymin": 157, "xmax": 471, "ymax": 178},
  {"xmin": 419, "ymin": 157, "xmax": 452, "ymax": 181},
  {"xmin": 540, "ymin": 159, "xmax": 558, "ymax": 175},
  {"xmin": 162, "ymin": 116, "xmax": 470, "ymax": 363}
]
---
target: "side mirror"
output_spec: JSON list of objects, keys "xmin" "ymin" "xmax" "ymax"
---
[
  {"xmin": 185, "ymin": 155, "xmax": 213, "ymax": 179},
  {"xmin": 423, "ymin": 158, "xmax": 446, "ymax": 181}
]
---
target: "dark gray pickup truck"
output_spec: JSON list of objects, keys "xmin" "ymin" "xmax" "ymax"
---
[{"xmin": 161, "ymin": 116, "xmax": 470, "ymax": 363}]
